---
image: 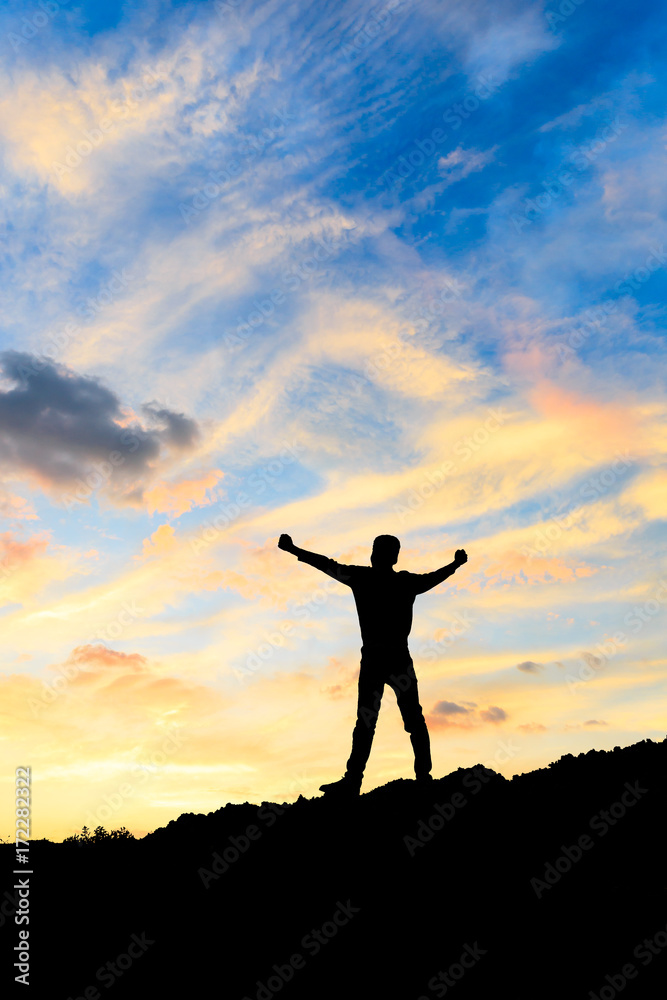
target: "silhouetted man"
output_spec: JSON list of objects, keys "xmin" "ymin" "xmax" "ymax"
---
[{"xmin": 278, "ymin": 533, "xmax": 468, "ymax": 796}]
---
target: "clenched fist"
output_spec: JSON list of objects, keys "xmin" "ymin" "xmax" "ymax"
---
[
  {"xmin": 455, "ymin": 549, "xmax": 468, "ymax": 565},
  {"xmin": 278, "ymin": 533, "xmax": 295, "ymax": 552}
]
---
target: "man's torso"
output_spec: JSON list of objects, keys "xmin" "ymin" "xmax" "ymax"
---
[{"xmin": 345, "ymin": 566, "xmax": 419, "ymax": 647}]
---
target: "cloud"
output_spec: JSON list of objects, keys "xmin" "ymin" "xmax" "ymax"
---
[
  {"xmin": 0, "ymin": 352, "xmax": 200, "ymax": 506},
  {"xmin": 144, "ymin": 470, "xmax": 223, "ymax": 518},
  {"xmin": 479, "ymin": 705, "xmax": 507, "ymax": 723},
  {"xmin": 437, "ymin": 145, "xmax": 497, "ymax": 187},
  {"xmin": 518, "ymin": 723, "xmax": 547, "ymax": 733},
  {"xmin": 433, "ymin": 699, "xmax": 472, "ymax": 715},
  {"xmin": 0, "ymin": 489, "xmax": 38, "ymax": 520},
  {"xmin": 320, "ymin": 657, "xmax": 359, "ymax": 700},
  {"xmin": 539, "ymin": 97, "xmax": 612, "ymax": 134},
  {"xmin": 411, "ymin": 145, "xmax": 498, "ymax": 209},
  {"xmin": 517, "ymin": 660, "xmax": 544, "ymax": 673},
  {"xmin": 619, "ymin": 467, "xmax": 667, "ymax": 521},
  {"xmin": 140, "ymin": 524, "xmax": 178, "ymax": 559},
  {"xmin": 454, "ymin": 3, "xmax": 558, "ymax": 83},
  {"xmin": 428, "ymin": 700, "xmax": 508, "ymax": 729},
  {"xmin": 63, "ymin": 644, "xmax": 150, "ymax": 674},
  {"xmin": 0, "ymin": 529, "xmax": 83, "ymax": 606},
  {"xmin": 0, "ymin": 531, "xmax": 49, "ymax": 566},
  {"xmin": 142, "ymin": 404, "xmax": 199, "ymax": 450},
  {"xmin": 584, "ymin": 719, "xmax": 608, "ymax": 726}
]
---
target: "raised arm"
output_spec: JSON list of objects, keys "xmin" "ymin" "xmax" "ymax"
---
[
  {"xmin": 277, "ymin": 534, "xmax": 354, "ymax": 584},
  {"xmin": 412, "ymin": 549, "xmax": 468, "ymax": 595}
]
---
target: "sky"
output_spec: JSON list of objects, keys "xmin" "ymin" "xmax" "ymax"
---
[{"xmin": 0, "ymin": 0, "xmax": 665, "ymax": 841}]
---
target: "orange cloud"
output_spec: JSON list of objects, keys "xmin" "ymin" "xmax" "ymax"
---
[
  {"xmin": 528, "ymin": 381, "xmax": 637, "ymax": 449},
  {"xmin": 620, "ymin": 467, "xmax": 667, "ymax": 521},
  {"xmin": 427, "ymin": 702, "xmax": 508, "ymax": 729},
  {"xmin": 320, "ymin": 656, "xmax": 359, "ymax": 700},
  {"xmin": 216, "ymin": 539, "xmax": 337, "ymax": 609},
  {"xmin": 141, "ymin": 523, "xmax": 177, "ymax": 558},
  {"xmin": 0, "ymin": 531, "xmax": 49, "ymax": 566},
  {"xmin": 61, "ymin": 644, "xmax": 150, "ymax": 673},
  {"xmin": 0, "ymin": 489, "xmax": 38, "ymax": 520},
  {"xmin": 19, "ymin": 643, "xmax": 226, "ymax": 732},
  {"xmin": 0, "ymin": 530, "xmax": 82, "ymax": 606},
  {"xmin": 479, "ymin": 549, "xmax": 598, "ymax": 588},
  {"xmin": 144, "ymin": 470, "xmax": 223, "ymax": 517}
]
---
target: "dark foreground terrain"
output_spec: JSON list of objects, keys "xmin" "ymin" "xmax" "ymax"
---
[{"xmin": 3, "ymin": 737, "xmax": 666, "ymax": 998}]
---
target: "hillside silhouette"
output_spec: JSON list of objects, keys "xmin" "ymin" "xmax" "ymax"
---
[{"xmin": 3, "ymin": 737, "xmax": 666, "ymax": 998}]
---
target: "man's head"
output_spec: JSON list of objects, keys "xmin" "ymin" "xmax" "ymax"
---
[{"xmin": 371, "ymin": 534, "xmax": 400, "ymax": 569}]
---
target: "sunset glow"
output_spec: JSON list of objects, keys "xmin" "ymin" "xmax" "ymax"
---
[{"xmin": 1, "ymin": 0, "xmax": 665, "ymax": 841}]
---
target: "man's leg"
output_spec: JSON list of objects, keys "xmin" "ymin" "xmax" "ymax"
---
[
  {"xmin": 344, "ymin": 650, "xmax": 385, "ymax": 781},
  {"xmin": 388, "ymin": 656, "xmax": 432, "ymax": 779}
]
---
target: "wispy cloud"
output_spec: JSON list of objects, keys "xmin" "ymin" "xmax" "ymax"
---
[{"xmin": 437, "ymin": 144, "xmax": 498, "ymax": 185}]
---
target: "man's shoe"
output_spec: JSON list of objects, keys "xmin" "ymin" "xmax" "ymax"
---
[
  {"xmin": 415, "ymin": 774, "xmax": 434, "ymax": 786},
  {"xmin": 319, "ymin": 774, "xmax": 362, "ymax": 796}
]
